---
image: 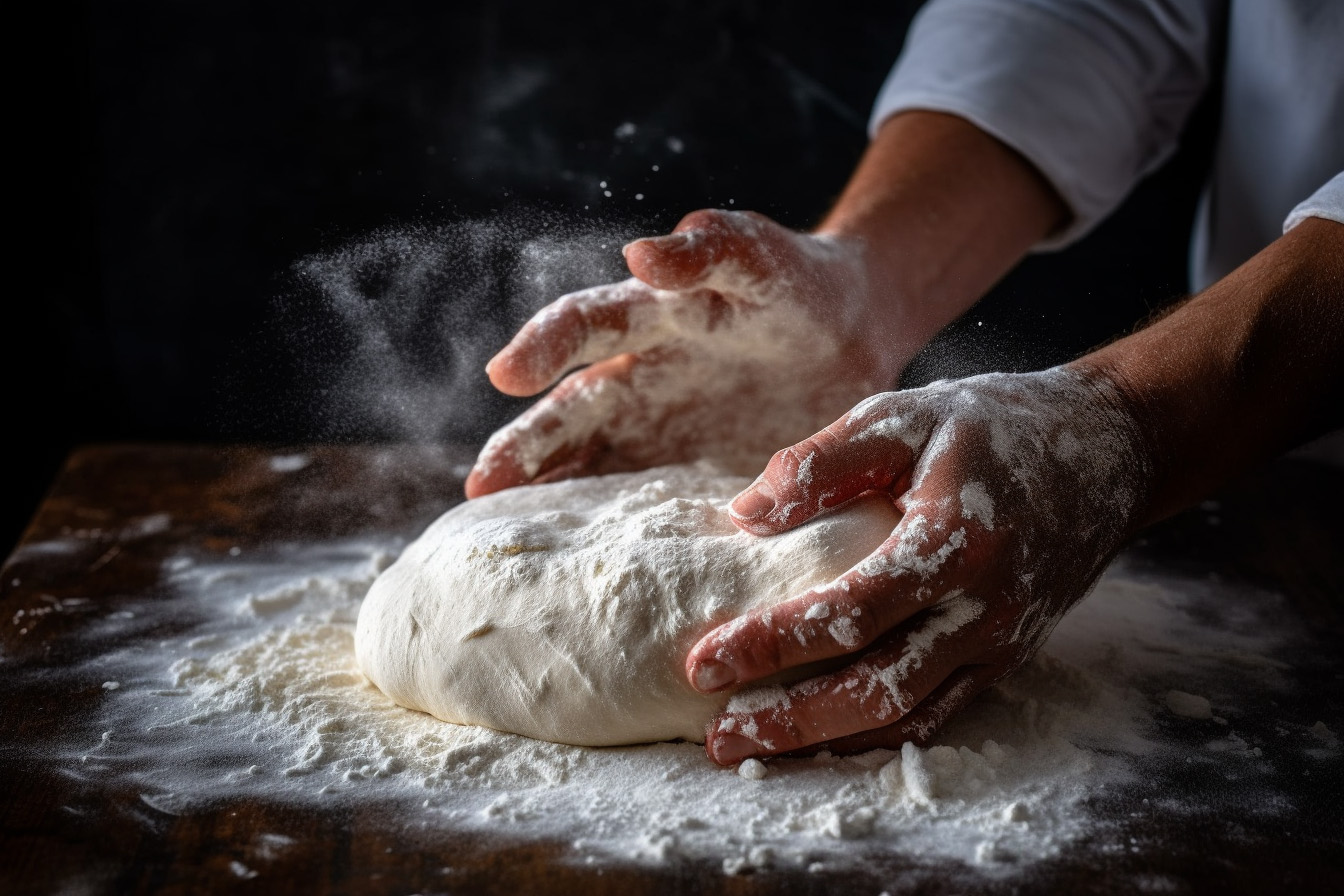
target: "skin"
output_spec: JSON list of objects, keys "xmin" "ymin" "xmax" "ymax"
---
[
  {"xmin": 466, "ymin": 110, "xmax": 1344, "ymax": 766},
  {"xmin": 465, "ymin": 112, "xmax": 1062, "ymax": 499},
  {"xmin": 693, "ymin": 217, "xmax": 1342, "ymax": 764},
  {"xmin": 465, "ymin": 209, "xmax": 898, "ymax": 497}
]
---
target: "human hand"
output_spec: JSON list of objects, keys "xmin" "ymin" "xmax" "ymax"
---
[
  {"xmin": 684, "ymin": 366, "xmax": 1151, "ymax": 765},
  {"xmin": 465, "ymin": 209, "xmax": 911, "ymax": 498}
]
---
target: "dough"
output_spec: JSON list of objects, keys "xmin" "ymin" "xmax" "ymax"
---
[{"xmin": 355, "ymin": 463, "xmax": 900, "ymax": 746}]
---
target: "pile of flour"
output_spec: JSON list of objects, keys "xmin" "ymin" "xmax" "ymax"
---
[{"xmin": 45, "ymin": 472, "xmax": 1331, "ymax": 881}]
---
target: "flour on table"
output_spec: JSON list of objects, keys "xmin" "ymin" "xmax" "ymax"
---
[
  {"xmin": 14, "ymin": 446, "xmax": 1334, "ymax": 882},
  {"xmin": 1164, "ymin": 689, "xmax": 1214, "ymax": 719},
  {"xmin": 355, "ymin": 463, "xmax": 900, "ymax": 745}
]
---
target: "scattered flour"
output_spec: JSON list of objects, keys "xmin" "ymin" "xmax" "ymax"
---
[
  {"xmin": 1164, "ymin": 690, "xmax": 1214, "ymax": 720},
  {"xmin": 268, "ymin": 454, "xmax": 310, "ymax": 473},
  {"xmin": 12, "ymin": 525, "xmax": 1326, "ymax": 880}
]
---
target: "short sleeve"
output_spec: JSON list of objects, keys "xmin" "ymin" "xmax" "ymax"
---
[
  {"xmin": 1283, "ymin": 172, "xmax": 1344, "ymax": 232},
  {"xmin": 870, "ymin": 0, "xmax": 1220, "ymax": 249}
]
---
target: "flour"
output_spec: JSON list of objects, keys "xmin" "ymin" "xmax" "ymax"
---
[
  {"xmin": 20, "ymin": 512, "xmax": 1326, "ymax": 883},
  {"xmin": 873, "ymin": 594, "xmax": 984, "ymax": 718},
  {"xmin": 5, "ymin": 431, "xmax": 1332, "ymax": 887},
  {"xmin": 286, "ymin": 216, "xmax": 634, "ymax": 444},
  {"xmin": 958, "ymin": 481, "xmax": 995, "ymax": 530},
  {"xmin": 1164, "ymin": 690, "xmax": 1214, "ymax": 719}
]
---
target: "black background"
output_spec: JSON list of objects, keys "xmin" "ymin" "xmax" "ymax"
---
[{"xmin": 10, "ymin": 0, "xmax": 1215, "ymax": 558}]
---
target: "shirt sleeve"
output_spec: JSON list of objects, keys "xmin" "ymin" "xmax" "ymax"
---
[
  {"xmin": 870, "ymin": 0, "xmax": 1221, "ymax": 249},
  {"xmin": 1283, "ymin": 172, "xmax": 1344, "ymax": 232}
]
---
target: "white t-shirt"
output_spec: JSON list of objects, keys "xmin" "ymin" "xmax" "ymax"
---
[{"xmin": 870, "ymin": 0, "xmax": 1343, "ymax": 290}]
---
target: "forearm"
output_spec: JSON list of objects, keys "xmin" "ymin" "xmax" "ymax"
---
[
  {"xmin": 817, "ymin": 110, "xmax": 1068, "ymax": 352},
  {"xmin": 1079, "ymin": 217, "xmax": 1344, "ymax": 529}
]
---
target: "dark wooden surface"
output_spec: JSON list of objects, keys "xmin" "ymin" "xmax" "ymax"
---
[{"xmin": 2, "ymin": 443, "xmax": 1342, "ymax": 895}]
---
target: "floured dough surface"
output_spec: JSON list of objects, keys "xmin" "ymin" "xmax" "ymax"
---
[{"xmin": 355, "ymin": 463, "xmax": 899, "ymax": 746}]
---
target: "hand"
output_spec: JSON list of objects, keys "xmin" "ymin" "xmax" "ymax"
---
[
  {"xmin": 465, "ymin": 209, "xmax": 912, "ymax": 498},
  {"xmin": 684, "ymin": 366, "xmax": 1150, "ymax": 765}
]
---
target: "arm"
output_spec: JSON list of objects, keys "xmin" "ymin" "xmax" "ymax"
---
[
  {"xmin": 688, "ymin": 216, "xmax": 1344, "ymax": 765},
  {"xmin": 467, "ymin": 0, "xmax": 1219, "ymax": 499},
  {"xmin": 1093, "ymin": 216, "xmax": 1344, "ymax": 526},
  {"xmin": 871, "ymin": 0, "xmax": 1218, "ymax": 247},
  {"xmin": 815, "ymin": 110, "xmax": 1067, "ymax": 360}
]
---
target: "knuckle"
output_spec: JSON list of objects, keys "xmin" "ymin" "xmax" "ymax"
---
[
  {"xmin": 744, "ymin": 620, "xmax": 787, "ymax": 675},
  {"xmin": 677, "ymin": 208, "xmax": 729, "ymax": 233},
  {"xmin": 713, "ymin": 613, "xmax": 784, "ymax": 677},
  {"xmin": 772, "ymin": 432, "xmax": 837, "ymax": 486},
  {"xmin": 778, "ymin": 709, "xmax": 819, "ymax": 748},
  {"xmin": 806, "ymin": 427, "xmax": 846, "ymax": 462},
  {"xmin": 579, "ymin": 298, "xmax": 630, "ymax": 336},
  {"xmin": 840, "ymin": 596, "xmax": 884, "ymax": 647},
  {"xmin": 802, "ymin": 591, "xmax": 880, "ymax": 654},
  {"xmin": 779, "ymin": 443, "xmax": 813, "ymax": 480},
  {"xmin": 739, "ymin": 210, "xmax": 775, "ymax": 229},
  {"xmin": 763, "ymin": 444, "xmax": 799, "ymax": 484},
  {"xmin": 832, "ymin": 662, "xmax": 898, "ymax": 726},
  {"xmin": 840, "ymin": 392, "xmax": 900, "ymax": 431},
  {"xmin": 544, "ymin": 373, "xmax": 586, "ymax": 404},
  {"xmin": 862, "ymin": 657, "xmax": 917, "ymax": 720}
]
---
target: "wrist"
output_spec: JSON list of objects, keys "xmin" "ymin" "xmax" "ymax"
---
[
  {"xmin": 807, "ymin": 226, "xmax": 951, "ymax": 384},
  {"xmin": 1073, "ymin": 217, "xmax": 1344, "ymax": 529},
  {"xmin": 1064, "ymin": 360, "xmax": 1163, "ymax": 540},
  {"xmin": 816, "ymin": 111, "xmax": 1067, "ymax": 371}
]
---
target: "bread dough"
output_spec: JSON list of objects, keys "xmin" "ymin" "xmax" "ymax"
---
[{"xmin": 355, "ymin": 463, "xmax": 900, "ymax": 746}]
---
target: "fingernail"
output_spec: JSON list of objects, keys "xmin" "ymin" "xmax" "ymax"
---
[
  {"xmin": 730, "ymin": 479, "xmax": 775, "ymax": 520},
  {"xmin": 691, "ymin": 659, "xmax": 736, "ymax": 692},
  {"xmin": 711, "ymin": 733, "xmax": 758, "ymax": 765}
]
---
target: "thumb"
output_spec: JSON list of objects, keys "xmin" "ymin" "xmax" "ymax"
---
[{"xmin": 730, "ymin": 407, "xmax": 920, "ymax": 535}]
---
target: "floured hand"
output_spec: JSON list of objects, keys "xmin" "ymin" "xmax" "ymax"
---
[
  {"xmin": 685, "ymin": 366, "xmax": 1151, "ymax": 765},
  {"xmin": 465, "ymin": 210, "xmax": 908, "ymax": 497}
]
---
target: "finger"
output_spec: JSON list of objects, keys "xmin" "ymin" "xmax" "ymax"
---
[
  {"xmin": 464, "ymin": 435, "xmax": 529, "ymax": 498},
  {"xmin": 703, "ymin": 595, "xmax": 987, "ymax": 765},
  {"xmin": 464, "ymin": 429, "xmax": 608, "ymax": 499},
  {"xmin": 464, "ymin": 359, "xmax": 634, "ymax": 498},
  {"xmin": 780, "ymin": 664, "xmax": 999, "ymax": 758},
  {"xmin": 486, "ymin": 279, "xmax": 663, "ymax": 397},
  {"xmin": 686, "ymin": 508, "xmax": 970, "ymax": 692},
  {"xmin": 623, "ymin": 209, "xmax": 783, "ymax": 291},
  {"xmin": 487, "ymin": 278, "xmax": 744, "ymax": 398},
  {"xmin": 729, "ymin": 395, "xmax": 933, "ymax": 535},
  {"xmin": 818, "ymin": 664, "xmax": 1000, "ymax": 755}
]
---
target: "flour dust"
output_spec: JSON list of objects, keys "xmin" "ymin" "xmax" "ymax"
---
[
  {"xmin": 25, "ymin": 506, "xmax": 1336, "ymax": 886},
  {"xmin": 280, "ymin": 211, "xmax": 642, "ymax": 443}
]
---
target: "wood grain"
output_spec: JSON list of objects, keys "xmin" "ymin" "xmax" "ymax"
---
[{"xmin": 2, "ymin": 444, "xmax": 1341, "ymax": 895}]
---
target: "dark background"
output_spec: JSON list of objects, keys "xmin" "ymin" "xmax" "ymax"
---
[{"xmin": 10, "ymin": 0, "xmax": 1215, "ymax": 559}]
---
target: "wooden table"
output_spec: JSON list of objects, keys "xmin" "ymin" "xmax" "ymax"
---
[{"xmin": 3, "ymin": 443, "xmax": 1342, "ymax": 894}]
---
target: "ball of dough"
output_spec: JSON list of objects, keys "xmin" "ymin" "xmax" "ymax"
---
[{"xmin": 355, "ymin": 463, "xmax": 899, "ymax": 746}]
